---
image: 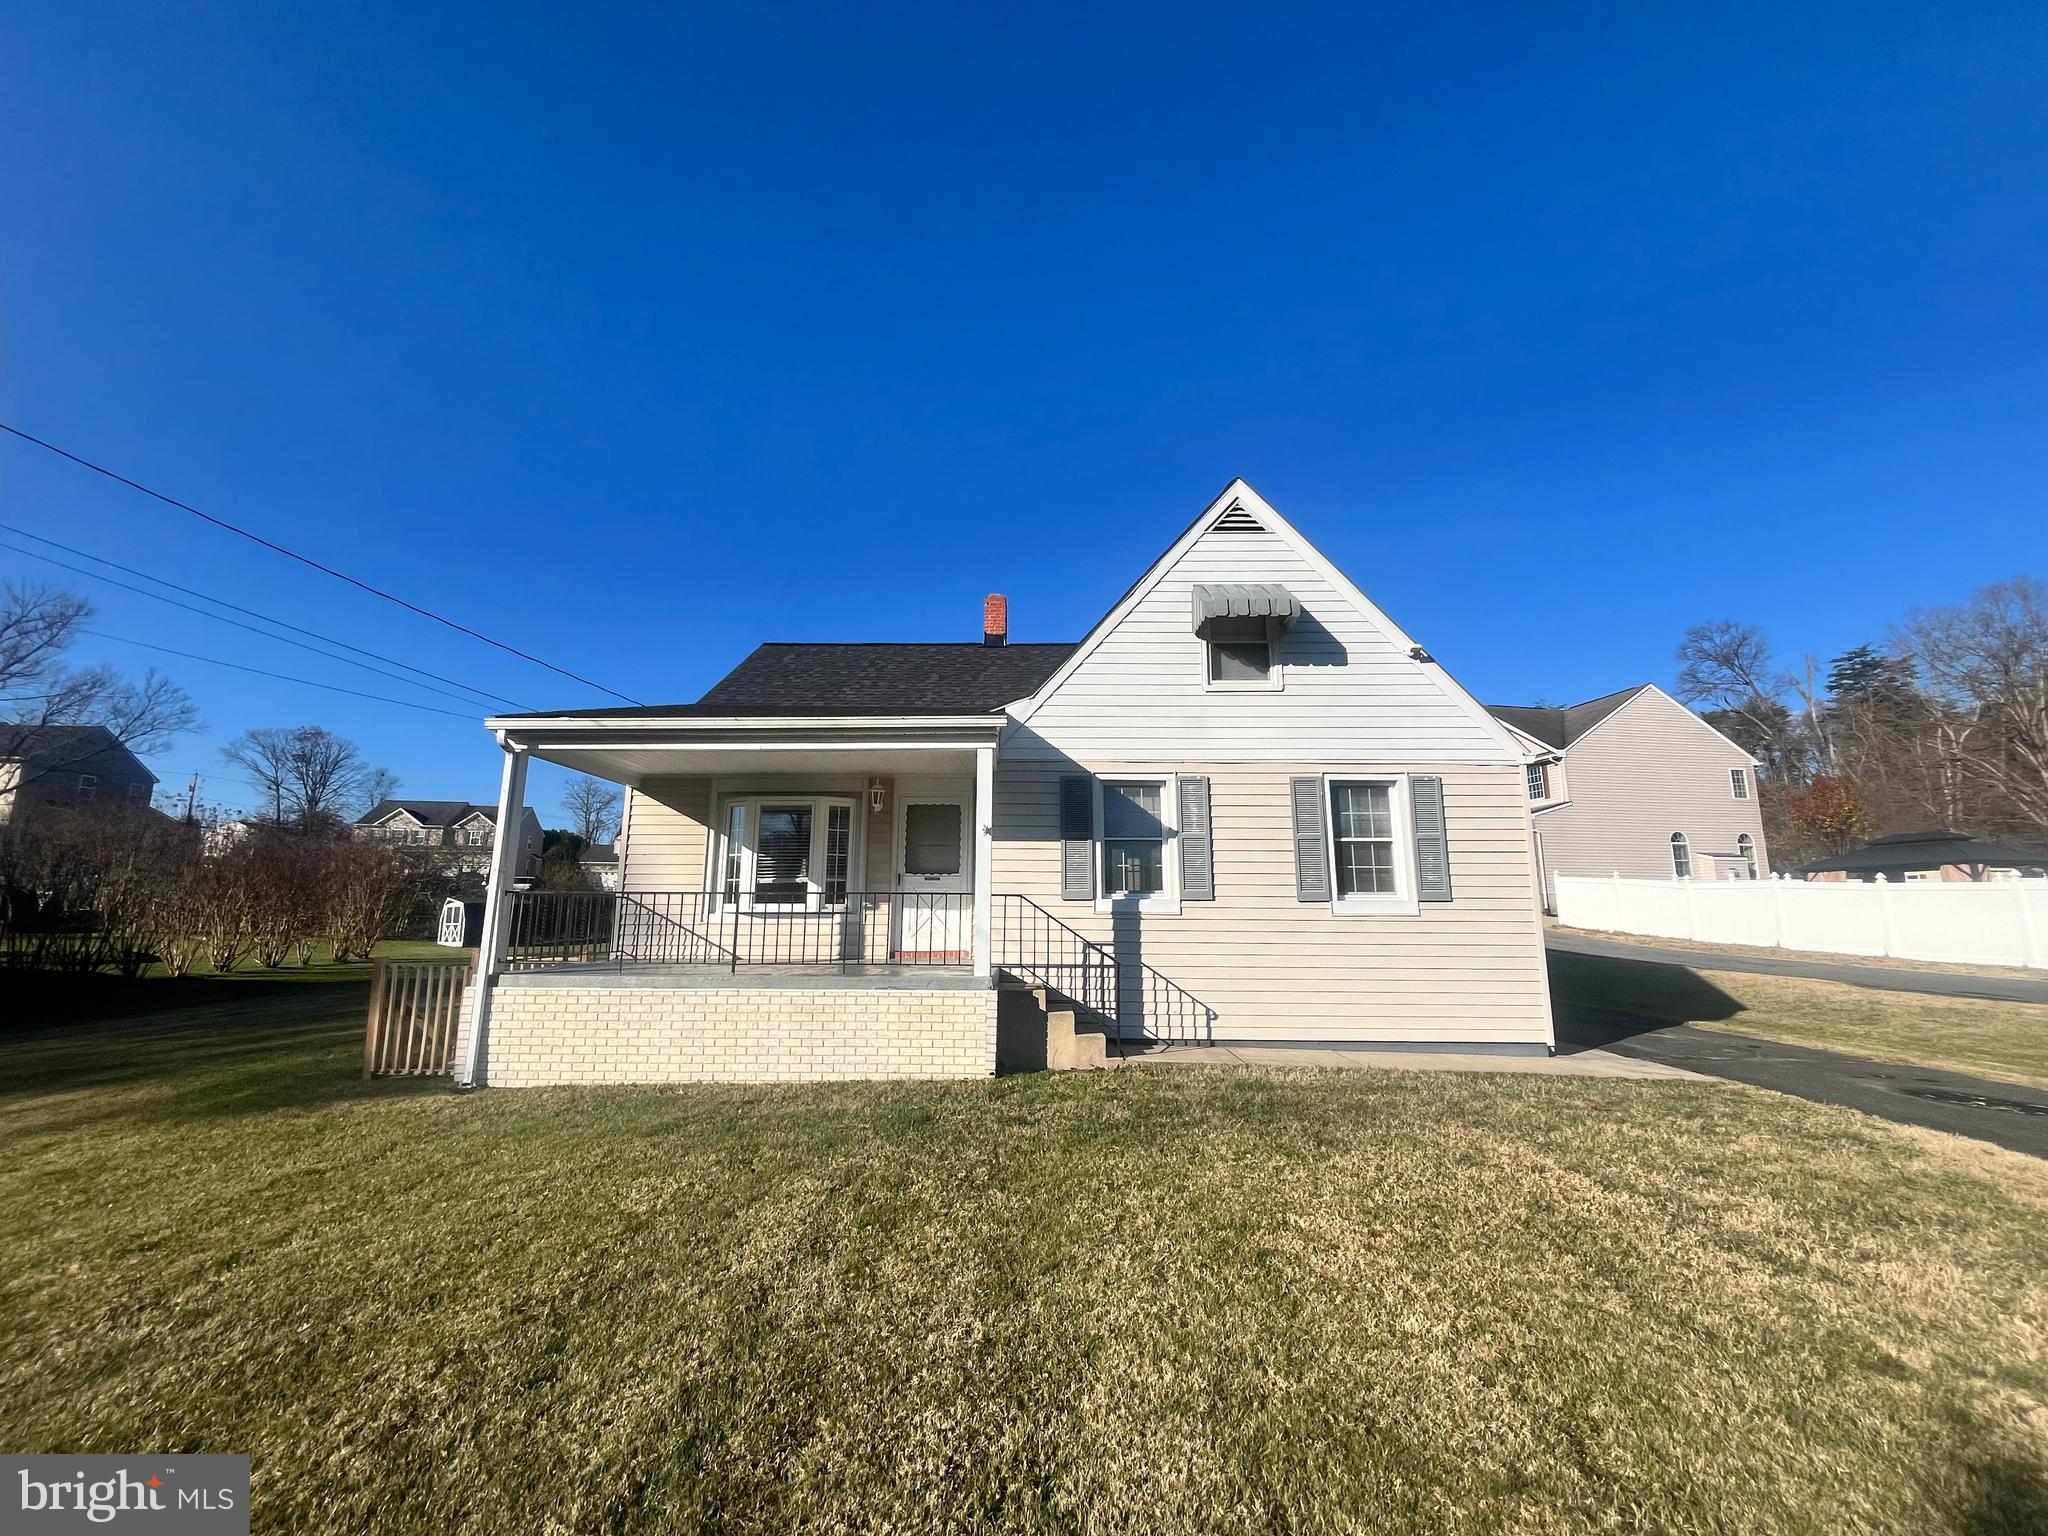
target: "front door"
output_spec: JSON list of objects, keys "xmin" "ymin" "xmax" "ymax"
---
[{"xmin": 894, "ymin": 794, "xmax": 970, "ymax": 961}]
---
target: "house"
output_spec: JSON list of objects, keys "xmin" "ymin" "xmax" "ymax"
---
[
  {"xmin": 579, "ymin": 842, "xmax": 621, "ymax": 891},
  {"xmin": 0, "ymin": 724, "xmax": 158, "ymax": 825},
  {"xmin": 1485, "ymin": 686, "xmax": 1769, "ymax": 909},
  {"xmin": 449, "ymin": 480, "xmax": 1555, "ymax": 1088},
  {"xmin": 1800, "ymin": 830, "xmax": 2048, "ymax": 883},
  {"xmin": 352, "ymin": 799, "xmax": 544, "ymax": 876}
]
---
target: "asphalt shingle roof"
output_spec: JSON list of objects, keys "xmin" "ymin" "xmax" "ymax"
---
[
  {"xmin": 503, "ymin": 643, "xmax": 1078, "ymax": 720},
  {"xmin": 1485, "ymin": 686, "xmax": 1652, "ymax": 750}
]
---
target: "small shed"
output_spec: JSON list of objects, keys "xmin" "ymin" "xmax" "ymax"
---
[{"xmin": 437, "ymin": 897, "xmax": 486, "ymax": 947}]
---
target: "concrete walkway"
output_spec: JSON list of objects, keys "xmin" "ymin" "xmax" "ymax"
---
[
  {"xmin": 1113, "ymin": 1041, "xmax": 1706, "ymax": 1081},
  {"xmin": 1548, "ymin": 928, "xmax": 2048, "ymax": 1006}
]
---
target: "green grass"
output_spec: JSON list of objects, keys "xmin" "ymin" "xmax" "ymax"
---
[
  {"xmin": 4, "ymin": 938, "xmax": 457, "ymax": 1027},
  {"xmin": 4, "ymin": 991, "xmax": 2048, "ymax": 1533},
  {"xmin": 1551, "ymin": 949, "xmax": 2048, "ymax": 1092}
]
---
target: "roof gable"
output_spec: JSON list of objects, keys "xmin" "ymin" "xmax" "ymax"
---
[{"xmin": 1006, "ymin": 479, "xmax": 1528, "ymax": 761}]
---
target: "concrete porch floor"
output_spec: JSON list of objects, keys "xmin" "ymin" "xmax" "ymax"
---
[{"xmin": 1107, "ymin": 1042, "xmax": 1708, "ymax": 1080}]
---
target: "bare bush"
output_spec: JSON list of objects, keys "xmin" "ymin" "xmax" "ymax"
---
[{"xmin": 325, "ymin": 841, "xmax": 426, "ymax": 963}]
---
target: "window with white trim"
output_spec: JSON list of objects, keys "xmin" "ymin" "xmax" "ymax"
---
[
  {"xmin": 1204, "ymin": 618, "xmax": 1281, "ymax": 689},
  {"xmin": 76, "ymin": 773, "xmax": 97, "ymax": 799},
  {"xmin": 712, "ymin": 795, "xmax": 858, "ymax": 910},
  {"xmin": 1670, "ymin": 832, "xmax": 1691, "ymax": 879},
  {"xmin": 1094, "ymin": 777, "xmax": 1180, "ymax": 911},
  {"xmin": 1738, "ymin": 832, "xmax": 1757, "ymax": 879},
  {"xmin": 1525, "ymin": 763, "xmax": 1548, "ymax": 801},
  {"xmin": 1730, "ymin": 767, "xmax": 1749, "ymax": 799},
  {"xmin": 1323, "ymin": 775, "xmax": 1418, "ymax": 914}
]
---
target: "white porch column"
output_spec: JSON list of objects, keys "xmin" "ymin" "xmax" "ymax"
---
[
  {"xmin": 972, "ymin": 744, "xmax": 995, "ymax": 979},
  {"xmin": 458, "ymin": 735, "xmax": 530, "ymax": 1087}
]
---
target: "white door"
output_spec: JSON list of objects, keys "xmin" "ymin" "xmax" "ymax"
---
[{"xmin": 895, "ymin": 796, "xmax": 970, "ymax": 961}]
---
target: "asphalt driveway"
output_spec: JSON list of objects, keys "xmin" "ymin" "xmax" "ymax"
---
[
  {"xmin": 1548, "ymin": 928, "xmax": 2048, "ymax": 1006},
  {"xmin": 1557, "ymin": 1006, "xmax": 2048, "ymax": 1159}
]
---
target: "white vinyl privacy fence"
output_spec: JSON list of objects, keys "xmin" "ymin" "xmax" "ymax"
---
[{"xmin": 1555, "ymin": 874, "xmax": 2048, "ymax": 970}]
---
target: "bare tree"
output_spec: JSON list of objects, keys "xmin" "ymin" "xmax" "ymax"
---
[
  {"xmin": 1895, "ymin": 577, "xmax": 2048, "ymax": 836},
  {"xmin": 1673, "ymin": 620, "xmax": 1809, "ymax": 783},
  {"xmin": 561, "ymin": 774, "xmax": 622, "ymax": 846},
  {"xmin": 0, "ymin": 582, "xmax": 197, "ymax": 782},
  {"xmin": 222, "ymin": 726, "xmax": 392, "ymax": 831}
]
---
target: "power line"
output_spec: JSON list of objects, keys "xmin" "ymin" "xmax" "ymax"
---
[
  {"xmin": 0, "ymin": 420, "xmax": 642, "ymax": 705},
  {"xmin": 1, "ymin": 523, "xmax": 531, "ymax": 709},
  {"xmin": 2, "ymin": 539, "xmax": 513, "ymax": 711},
  {"xmin": 79, "ymin": 630, "xmax": 481, "ymax": 719}
]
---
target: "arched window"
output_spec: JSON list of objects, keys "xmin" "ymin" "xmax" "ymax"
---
[
  {"xmin": 1738, "ymin": 832, "xmax": 1757, "ymax": 879},
  {"xmin": 1670, "ymin": 832, "xmax": 1692, "ymax": 879}
]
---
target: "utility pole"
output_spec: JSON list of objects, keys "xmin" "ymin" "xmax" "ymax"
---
[{"xmin": 183, "ymin": 772, "xmax": 200, "ymax": 823}]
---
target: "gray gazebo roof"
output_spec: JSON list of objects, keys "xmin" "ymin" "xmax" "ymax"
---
[{"xmin": 1799, "ymin": 830, "xmax": 2048, "ymax": 875}]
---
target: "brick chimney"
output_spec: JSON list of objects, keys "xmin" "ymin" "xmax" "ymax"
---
[{"xmin": 982, "ymin": 593, "xmax": 1008, "ymax": 647}]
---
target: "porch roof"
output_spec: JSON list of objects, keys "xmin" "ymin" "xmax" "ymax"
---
[{"xmin": 484, "ymin": 711, "xmax": 1004, "ymax": 785}]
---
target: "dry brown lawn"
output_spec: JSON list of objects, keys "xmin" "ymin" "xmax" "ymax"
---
[{"xmin": 4, "ymin": 986, "xmax": 2047, "ymax": 1533}]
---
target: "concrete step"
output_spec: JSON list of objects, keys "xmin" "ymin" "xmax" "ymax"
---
[{"xmin": 995, "ymin": 978, "xmax": 1113, "ymax": 1073}]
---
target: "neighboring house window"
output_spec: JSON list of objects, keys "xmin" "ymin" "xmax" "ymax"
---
[
  {"xmin": 76, "ymin": 773, "xmax": 97, "ymax": 799},
  {"xmin": 712, "ymin": 795, "xmax": 858, "ymax": 909},
  {"xmin": 126, "ymin": 783, "xmax": 146, "ymax": 802},
  {"xmin": 1670, "ymin": 832, "xmax": 1691, "ymax": 879},
  {"xmin": 1204, "ymin": 617, "xmax": 1280, "ymax": 689},
  {"xmin": 1738, "ymin": 832, "xmax": 1757, "ymax": 879},
  {"xmin": 1730, "ymin": 768, "xmax": 1749, "ymax": 800},
  {"xmin": 1903, "ymin": 870, "xmax": 1938, "ymax": 882},
  {"xmin": 1525, "ymin": 763, "xmax": 1547, "ymax": 801},
  {"xmin": 465, "ymin": 828, "xmax": 487, "ymax": 846}
]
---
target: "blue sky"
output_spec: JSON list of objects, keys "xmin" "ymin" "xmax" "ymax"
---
[{"xmin": 3, "ymin": 2, "xmax": 2044, "ymax": 822}]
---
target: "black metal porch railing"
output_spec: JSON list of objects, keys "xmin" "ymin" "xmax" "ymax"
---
[
  {"xmin": 502, "ymin": 889, "xmax": 974, "ymax": 973},
  {"xmin": 989, "ymin": 894, "xmax": 1217, "ymax": 1046},
  {"xmin": 499, "ymin": 888, "xmax": 1219, "ymax": 1045},
  {"xmin": 989, "ymin": 893, "xmax": 1117, "ymax": 1023}
]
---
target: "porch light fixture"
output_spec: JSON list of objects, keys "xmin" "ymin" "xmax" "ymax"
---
[{"xmin": 869, "ymin": 778, "xmax": 886, "ymax": 813}]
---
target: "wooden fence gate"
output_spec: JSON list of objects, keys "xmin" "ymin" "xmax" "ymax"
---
[{"xmin": 364, "ymin": 957, "xmax": 473, "ymax": 1077}]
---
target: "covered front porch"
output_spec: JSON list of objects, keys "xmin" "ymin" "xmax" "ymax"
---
[{"xmin": 455, "ymin": 712, "xmax": 1023, "ymax": 1085}]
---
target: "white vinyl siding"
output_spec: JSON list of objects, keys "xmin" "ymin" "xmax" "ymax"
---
[{"xmin": 1010, "ymin": 524, "xmax": 1512, "ymax": 764}]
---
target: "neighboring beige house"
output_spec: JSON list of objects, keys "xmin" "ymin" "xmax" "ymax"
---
[
  {"xmin": 0, "ymin": 724, "xmax": 158, "ymax": 826},
  {"xmin": 1486, "ymin": 686, "xmax": 1769, "ymax": 910},
  {"xmin": 352, "ymin": 799, "xmax": 544, "ymax": 877},
  {"xmin": 448, "ymin": 480, "xmax": 1556, "ymax": 1088}
]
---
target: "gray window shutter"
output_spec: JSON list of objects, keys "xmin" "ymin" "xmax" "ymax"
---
[
  {"xmin": 1410, "ymin": 774, "xmax": 1452, "ymax": 902},
  {"xmin": 1178, "ymin": 776, "xmax": 1214, "ymax": 901},
  {"xmin": 1059, "ymin": 775, "xmax": 1094, "ymax": 901},
  {"xmin": 1289, "ymin": 777, "xmax": 1329, "ymax": 902}
]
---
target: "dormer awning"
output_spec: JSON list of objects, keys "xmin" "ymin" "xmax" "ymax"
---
[{"xmin": 1191, "ymin": 583, "xmax": 1300, "ymax": 631}]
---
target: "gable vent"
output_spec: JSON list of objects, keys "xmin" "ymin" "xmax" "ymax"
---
[{"xmin": 1212, "ymin": 504, "xmax": 1265, "ymax": 534}]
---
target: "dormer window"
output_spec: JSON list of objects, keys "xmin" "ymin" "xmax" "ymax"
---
[
  {"xmin": 1192, "ymin": 583, "xmax": 1296, "ymax": 692},
  {"xmin": 1206, "ymin": 617, "xmax": 1275, "ymax": 686}
]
